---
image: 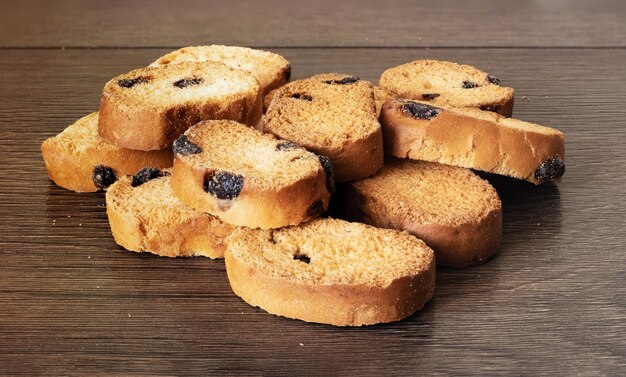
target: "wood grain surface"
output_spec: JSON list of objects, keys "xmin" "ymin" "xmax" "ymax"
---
[
  {"xmin": 1, "ymin": 0, "xmax": 626, "ymax": 48},
  {"xmin": 1, "ymin": 1, "xmax": 625, "ymax": 376}
]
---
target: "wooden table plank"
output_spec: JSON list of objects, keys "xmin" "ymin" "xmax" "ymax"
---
[
  {"xmin": 1, "ymin": 0, "xmax": 625, "ymax": 48},
  {"xmin": 0, "ymin": 48, "xmax": 624, "ymax": 375}
]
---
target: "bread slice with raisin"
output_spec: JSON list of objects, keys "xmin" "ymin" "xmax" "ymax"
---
[
  {"xmin": 151, "ymin": 45, "xmax": 290, "ymax": 98},
  {"xmin": 171, "ymin": 120, "xmax": 332, "ymax": 229},
  {"xmin": 341, "ymin": 158, "xmax": 502, "ymax": 268},
  {"xmin": 380, "ymin": 60, "xmax": 514, "ymax": 116},
  {"xmin": 41, "ymin": 113, "xmax": 173, "ymax": 192},
  {"xmin": 224, "ymin": 218, "xmax": 435, "ymax": 326},
  {"xmin": 380, "ymin": 99, "xmax": 565, "ymax": 185},
  {"xmin": 106, "ymin": 168, "xmax": 233, "ymax": 258},
  {"xmin": 263, "ymin": 73, "xmax": 383, "ymax": 182},
  {"xmin": 98, "ymin": 61, "xmax": 262, "ymax": 151}
]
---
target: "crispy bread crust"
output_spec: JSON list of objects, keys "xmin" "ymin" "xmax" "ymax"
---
[
  {"xmin": 106, "ymin": 176, "xmax": 233, "ymax": 258},
  {"xmin": 170, "ymin": 121, "xmax": 331, "ymax": 229},
  {"xmin": 379, "ymin": 60, "xmax": 515, "ymax": 117},
  {"xmin": 225, "ymin": 253, "xmax": 435, "ymax": 326},
  {"xmin": 99, "ymin": 91, "xmax": 259, "ymax": 151},
  {"xmin": 171, "ymin": 155, "xmax": 329, "ymax": 229},
  {"xmin": 380, "ymin": 100, "xmax": 565, "ymax": 184},
  {"xmin": 98, "ymin": 63, "xmax": 262, "ymax": 151},
  {"xmin": 41, "ymin": 113, "xmax": 173, "ymax": 192},
  {"xmin": 224, "ymin": 220, "xmax": 435, "ymax": 326},
  {"xmin": 341, "ymin": 183, "xmax": 502, "ymax": 268},
  {"xmin": 150, "ymin": 45, "xmax": 291, "ymax": 97},
  {"xmin": 264, "ymin": 74, "xmax": 384, "ymax": 182}
]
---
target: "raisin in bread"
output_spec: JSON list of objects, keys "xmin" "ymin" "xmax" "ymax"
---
[
  {"xmin": 99, "ymin": 61, "xmax": 262, "ymax": 151},
  {"xmin": 106, "ymin": 168, "xmax": 233, "ymax": 258},
  {"xmin": 263, "ymin": 73, "xmax": 383, "ymax": 182},
  {"xmin": 151, "ymin": 45, "xmax": 290, "ymax": 98},
  {"xmin": 341, "ymin": 158, "xmax": 502, "ymax": 268},
  {"xmin": 41, "ymin": 113, "xmax": 173, "ymax": 192},
  {"xmin": 171, "ymin": 120, "xmax": 332, "ymax": 229},
  {"xmin": 380, "ymin": 60, "xmax": 514, "ymax": 116},
  {"xmin": 380, "ymin": 99, "xmax": 565, "ymax": 185},
  {"xmin": 224, "ymin": 218, "xmax": 435, "ymax": 326}
]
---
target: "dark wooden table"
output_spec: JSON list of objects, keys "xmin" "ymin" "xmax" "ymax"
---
[{"xmin": 1, "ymin": 1, "xmax": 625, "ymax": 375}]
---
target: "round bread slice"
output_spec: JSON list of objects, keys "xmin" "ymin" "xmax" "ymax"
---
[
  {"xmin": 380, "ymin": 60, "xmax": 515, "ymax": 117},
  {"xmin": 106, "ymin": 168, "xmax": 233, "ymax": 258},
  {"xmin": 380, "ymin": 99, "xmax": 565, "ymax": 185},
  {"xmin": 341, "ymin": 158, "xmax": 502, "ymax": 268},
  {"xmin": 99, "ymin": 61, "xmax": 262, "ymax": 151},
  {"xmin": 263, "ymin": 73, "xmax": 383, "ymax": 182},
  {"xmin": 171, "ymin": 120, "xmax": 333, "ymax": 229},
  {"xmin": 41, "ymin": 112, "xmax": 173, "ymax": 192},
  {"xmin": 150, "ymin": 45, "xmax": 291, "ymax": 98},
  {"xmin": 224, "ymin": 218, "xmax": 435, "ymax": 326}
]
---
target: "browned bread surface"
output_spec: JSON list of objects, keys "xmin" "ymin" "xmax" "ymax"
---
[
  {"xmin": 264, "ymin": 73, "xmax": 383, "ymax": 182},
  {"xmin": 380, "ymin": 99, "xmax": 565, "ymax": 184},
  {"xmin": 374, "ymin": 85, "xmax": 395, "ymax": 117},
  {"xmin": 342, "ymin": 158, "xmax": 502, "ymax": 268},
  {"xmin": 41, "ymin": 113, "xmax": 173, "ymax": 192},
  {"xmin": 98, "ymin": 61, "xmax": 262, "ymax": 151},
  {"xmin": 151, "ymin": 45, "xmax": 291, "ymax": 97},
  {"xmin": 171, "ymin": 120, "xmax": 332, "ymax": 229},
  {"xmin": 106, "ymin": 170, "xmax": 233, "ymax": 258},
  {"xmin": 380, "ymin": 60, "xmax": 514, "ymax": 116},
  {"xmin": 224, "ymin": 218, "xmax": 435, "ymax": 326}
]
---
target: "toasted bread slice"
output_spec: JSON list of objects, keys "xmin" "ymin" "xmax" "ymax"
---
[
  {"xmin": 99, "ymin": 61, "xmax": 262, "ymax": 151},
  {"xmin": 374, "ymin": 85, "xmax": 395, "ymax": 117},
  {"xmin": 224, "ymin": 218, "xmax": 435, "ymax": 326},
  {"xmin": 380, "ymin": 60, "xmax": 514, "ymax": 116},
  {"xmin": 341, "ymin": 158, "xmax": 502, "ymax": 268},
  {"xmin": 151, "ymin": 45, "xmax": 291, "ymax": 98},
  {"xmin": 380, "ymin": 99, "xmax": 565, "ymax": 184},
  {"xmin": 106, "ymin": 169, "xmax": 233, "ymax": 258},
  {"xmin": 41, "ymin": 113, "xmax": 173, "ymax": 192},
  {"xmin": 263, "ymin": 73, "xmax": 383, "ymax": 182},
  {"xmin": 171, "ymin": 120, "xmax": 332, "ymax": 229}
]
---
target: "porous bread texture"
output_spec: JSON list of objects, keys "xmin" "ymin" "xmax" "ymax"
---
[
  {"xmin": 106, "ymin": 172, "xmax": 233, "ymax": 258},
  {"xmin": 380, "ymin": 99, "xmax": 565, "ymax": 184},
  {"xmin": 151, "ymin": 45, "xmax": 291, "ymax": 98},
  {"xmin": 171, "ymin": 120, "xmax": 331, "ymax": 229},
  {"xmin": 342, "ymin": 158, "xmax": 502, "ymax": 268},
  {"xmin": 99, "ymin": 61, "xmax": 262, "ymax": 151},
  {"xmin": 224, "ymin": 218, "xmax": 435, "ymax": 326},
  {"xmin": 380, "ymin": 60, "xmax": 515, "ymax": 117},
  {"xmin": 41, "ymin": 112, "xmax": 173, "ymax": 192},
  {"xmin": 374, "ymin": 85, "xmax": 395, "ymax": 117},
  {"xmin": 263, "ymin": 73, "xmax": 383, "ymax": 182}
]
